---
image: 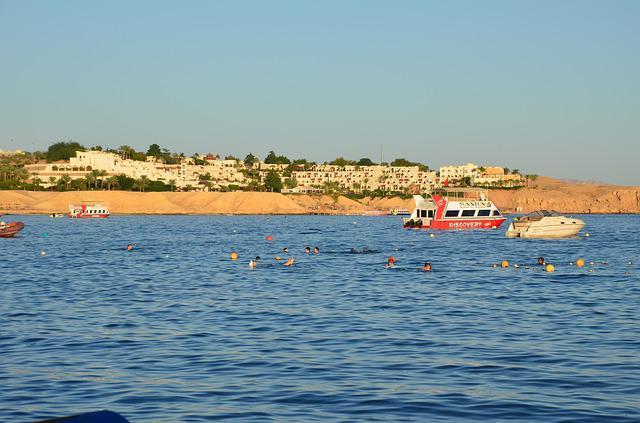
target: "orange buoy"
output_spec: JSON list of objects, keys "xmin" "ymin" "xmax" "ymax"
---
[
  {"xmin": 576, "ymin": 259, "xmax": 585, "ymax": 268},
  {"xmin": 266, "ymin": 235, "xmax": 273, "ymax": 241},
  {"xmin": 545, "ymin": 264, "xmax": 555, "ymax": 272},
  {"xmin": 230, "ymin": 252, "xmax": 238, "ymax": 260},
  {"xmin": 501, "ymin": 260, "xmax": 509, "ymax": 268}
]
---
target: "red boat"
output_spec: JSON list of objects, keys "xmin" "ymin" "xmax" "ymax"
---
[
  {"xmin": 403, "ymin": 188, "xmax": 506, "ymax": 230},
  {"xmin": 0, "ymin": 222, "xmax": 25, "ymax": 238}
]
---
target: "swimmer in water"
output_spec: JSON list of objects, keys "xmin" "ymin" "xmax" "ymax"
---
[
  {"xmin": 423, "ymin": 261, "xmax": 432, "ymax": 272},
  {"xmin": 305, "ymin": 246, "xmax": 311, "ymax": 254},
  {"xmin": 249, "ymin": 256, "xmax": 261, "ymax": 268},
  {"xmin": 385, "ymin": 256, "xmax": 396, "ymax": 268},
  {"xmin": 283, "ymin": 247, "xmax": 289, "ymax": 254},
  {"xmin": 313, "ymin": 246, "xmax": 319, "ymax": 254},
  {"xmin": 126, "ymin": 244, "xmax": 133, "ymax": 251},
  {"xmin": 537, "ymin": 257, "xmax": 545, "ymax": 266},
  {"xmin": 284, "ymin": 257, "xmax": 294, "ymax": 266}
]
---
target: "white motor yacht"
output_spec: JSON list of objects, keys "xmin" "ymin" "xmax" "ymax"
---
[{"xmin": 505, "ymin": 210, "xmax": 585, "ymax": 238}]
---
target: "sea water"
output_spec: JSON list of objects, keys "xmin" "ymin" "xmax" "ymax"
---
[{"xmin": 1, "ymin": 214, "xmax": 639, "ymax": 422}]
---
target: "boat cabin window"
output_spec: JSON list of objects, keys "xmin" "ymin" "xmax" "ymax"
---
[
  {"xmin": 428, "ymin": 210, "xmax": 434, "ymax": 218},
  {"xmin": 419, "ymin": 210, "xmax": 428, "ymax": 218},
  {"xmin": 477, "ymin": 209, "xmax": 491, "ymax": 217},
  {"xmin": 461, "ymin": 210, "xmax": 475, "ymax": 217},
  {"xmin": 445, "ymin": 210, "xmax": 460, "ymax": 218},
  {"xmin": 492, "ymin": 210, "xmax": 502, "ymax": 216}
]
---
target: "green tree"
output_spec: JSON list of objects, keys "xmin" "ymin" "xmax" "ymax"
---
[
  {"xmin": 70, "ymin": 177, "xmax": 87, "ymax": 191},
  {"xmin": 330, "ymin": 157, "xmax": 356, "ymax": 166},
  {"xmin": 264, "ymin": 170, "xmax": 283, "ymax": 192},
  {"xmin": 106, "ymin": 176, "xmax": 119, "ymax": 190},
  {"xmin": 46, "ymin": 141, "xmax": 86, "ymax": 162},
  {"xmin": 244, "ymin": 153, "xmax": 259, "ymax": 167},
  {"xmin": 390, "ymin": 158, "xmax": 429, "ymax": 171},
  {"xmin": 168, "ymin": 179, "xmax": 176, "ymax": 192},
  {"xmin": 116, "ymin": 174, "xmax": 135, "ymax": 191},
  {"xmin": 146, "ymin": 143, "xmax": 162, "ymax": 157},
  {"xmin": 133, "ymin": 175, "xmax": 150, "ymax": 192},
  {"xmin": 57, "ymin": 174, "xmax": 72, "ymax": 191},
  {"xmin": 283, "ymin": 177, "xmax": 298, "ymax": 189},
  {"xmin": 85, "ymin": 173, "xmax": 96, "ymax": 190},
  {"xmin": 119, "ymin": 145, "xmax": 136, "ymax": 160},
  {"xmin": 48, "ymin": 176, "xmax": 57, "ymax": 191},
  {"xmin": 32, "ymin": 176, "xmax": 42, "ymax": 191},
  {"xmin": 264, "ymin": 150, "xmax": 291, "ymax": 164},
  {"xmin": 357, "ymin": 158, "xmax": 375, "ymax": 166}
]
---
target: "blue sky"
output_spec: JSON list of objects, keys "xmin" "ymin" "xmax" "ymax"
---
[{"xmin": 1, "ymin": 1, "xmax": 638, "ymax": 184}]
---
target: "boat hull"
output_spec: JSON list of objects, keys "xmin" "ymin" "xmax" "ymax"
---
[
  {"xmin": 0, "ymin": 222, "xmax": 25, "ymax": 238},
  {"xmin": 404, "ymin": 217, "xmax": 506, "ymax": 229},
  {"xmin": 506, "ymin": 221, "xmax": 585, "ymax": 238},
  {"xmin": 69, "ymin": 214, "xmax": 110, "ymax": 218}
]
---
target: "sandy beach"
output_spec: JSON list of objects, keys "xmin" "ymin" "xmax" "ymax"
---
[{"xmin": 1, "ymin": 177, "xmax": 638, "ymax": 215}]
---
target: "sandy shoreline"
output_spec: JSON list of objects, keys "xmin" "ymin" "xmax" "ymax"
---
[{"xmin": 1, "ymin": 177, "xmax": 639, "ymax": 215}]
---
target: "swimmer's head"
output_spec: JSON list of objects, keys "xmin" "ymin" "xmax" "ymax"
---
[
  {"xmin": 313, "ymin": 247, "xmax": 319, "ymax": 253},
  {"xmin": 537, "ymin": 257, "xmax": 545, "ymax": 265},
  {"xmin": 305, "ymin": 246, "xmax": 311, "ymax": 253},
  {"xmin": 424, "ymin": 261, "xmax": 432, "ymax": 271},
  {"xmin": 127, "ymin": 244, "xmax": 133, "ymax": 251}
]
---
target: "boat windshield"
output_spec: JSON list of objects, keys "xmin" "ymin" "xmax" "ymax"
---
[{"xmin": 523, "ymin": 210, "xmax": 564, "ymax": 220}]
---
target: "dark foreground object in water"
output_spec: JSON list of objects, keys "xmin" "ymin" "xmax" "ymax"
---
[{"xmin": 34, "ymin": 410, "xmax": 129, "ymax": 423}]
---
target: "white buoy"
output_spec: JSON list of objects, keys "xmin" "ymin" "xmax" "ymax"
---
[
  {"xmin": 429, "ymin": 233, "xmax": 435, "ymax": 238},
  {"xmin": 585, "ymin": 233, "xmax": 590, "ymax": 237},
  {"xmin": 40, "ymin": 251, "xmax": 46, "ymax": 256}
]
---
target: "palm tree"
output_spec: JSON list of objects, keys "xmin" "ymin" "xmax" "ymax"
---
[
  {"xmin": 32, "ymin": 177, "xmax": 42, "ymax": 191},
  {"xmin": 168, "ymin": 179, "xmax": 176, "ymax": 192},
  {"xmin": 71, "ymin": 177, "xmax": 87, "ymax": 191},
  {"xmin": 48, "ymin": 176, "xmax": 57, "ymax": 191},
  {"xmin": 94, "ymin": 169, "xmax": 107, "ymax": 189},
  {"xmin": 133, "ymin": 175, "xmax": 150, "ymax": 192},
  {"xmin": 58, "ymin": 174, "xmax": 72, "ymax": 191},
  {"xmin": 106, "ymin": 176, "xmax": 119, "ymax": 190},
  {"xmin": 85, "ymin": 173, "xmax": 96, "ymax": 190}
]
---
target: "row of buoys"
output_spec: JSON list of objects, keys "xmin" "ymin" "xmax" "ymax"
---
[
  {"xmin": 495, "ymin": 257, "xmax": 633, "ymax": 273},
  {"xmin": 499, "ymin": 260, "xmax": 556, "ymax": 272}
]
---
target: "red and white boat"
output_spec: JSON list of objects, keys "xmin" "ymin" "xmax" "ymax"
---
[
  {"xmin": 0, "ymin": 221, "xmax": 25, "ymax": 238},
  {"xmin": 403, "ymin": 188, "xmax": 506, "ymax": 230},
  {"xmin": 69, "ymin": 203, "xmax": 110, "ymax": 218}
]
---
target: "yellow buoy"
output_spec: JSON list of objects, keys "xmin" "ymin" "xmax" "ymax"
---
[
  {"xmin": 230, "ymin": 252, "xmax": 238, "ymax": 260},
  {"xmin": 576, "ymin": 259, "xmax": 585, "ymax": 268},
  {"xmin": 545, "ymin": 264, "xmax": 555, "ymax": 272},
  {"xmin": 501, "ymin": 260, "xmax": 509, "ymax": 268}
]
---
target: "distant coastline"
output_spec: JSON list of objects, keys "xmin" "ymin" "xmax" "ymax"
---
[{"xmin": 1, "ymin": 177, "xmax": 639, "ymax": 215}]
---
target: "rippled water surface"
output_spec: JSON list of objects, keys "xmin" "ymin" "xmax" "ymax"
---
[{"xmin": 1, "ymin": 214, "xmax": 639, "ymax": 422}]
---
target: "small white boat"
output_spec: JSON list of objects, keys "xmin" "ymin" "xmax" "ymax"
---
[
  {"xmin": 49, "ymin": 213, "xmax": 65, "ymax": 218},
  {"xmin": 505, "ymin": 210, "xmax": 585, "ymax": 238}
]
